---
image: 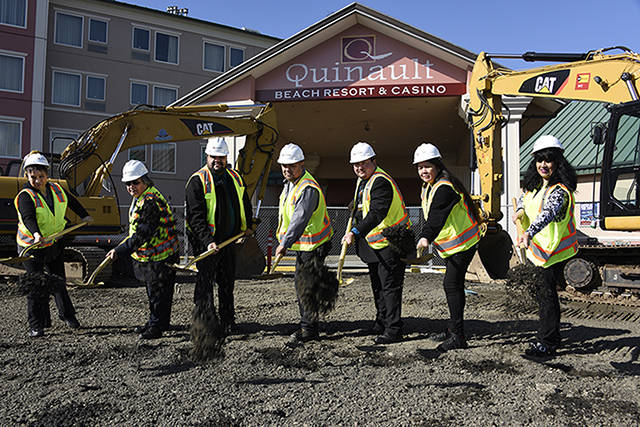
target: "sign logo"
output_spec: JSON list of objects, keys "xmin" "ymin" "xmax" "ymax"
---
[
  {"xmin": 518, "ymin": 70, "xmax": 570, "ymax": 95},
  {"xmin": 154, "ymin": 129, "xmax": 172, "ymax": 142},
  {"xmin": 575, "ymin": 73, "xmax": 590, "ymax": 90},
  {"xmin": 180, "ymin": 119, "xmax": 233, "ymax": 137},
  {"xmin": 341, "ymin": 36, "xmax": 392, "ymax": 63}
]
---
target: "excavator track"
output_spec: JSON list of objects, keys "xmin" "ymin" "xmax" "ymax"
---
[
  {"xmin": 559, "ymin": 287, "xmax": 640, "ymax": 308},
  {"xmin": 64, "ymin": 246, "xmax": 112, "ymax": 286}
]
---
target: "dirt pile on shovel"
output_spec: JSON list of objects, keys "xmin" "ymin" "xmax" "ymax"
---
[
  {"xmin": 189, "ymin": 300, "xmax": 225, "ymax": 361},
  {"xmin": 503, "ymin": 263, "xmax": 540, "ymax": 315},
  {"xmin": 297, "ymin": 258, "xmax": 339, "ymax": 321},
  {"xmin": 381, "ymin": 224, "xmax": 416, "ymax": 259}
]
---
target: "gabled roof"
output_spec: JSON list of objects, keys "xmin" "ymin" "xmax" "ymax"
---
[
  {"xmin": 521, "ymin": 101, "xmax": 612, "ymax": 175},
  {"xmin": 173, "ymin": 2, "xmax": 479, "ymax": 106}
]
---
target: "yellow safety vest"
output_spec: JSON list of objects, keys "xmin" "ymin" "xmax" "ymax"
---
[
  {"xmin": 422, "ymin": 179, "xmax": 481, "ymax": 258},
  {"xmin": 522, "ymin": 183, "xmax": 578, "ymax": 267},
  {"xmin": 15, "ymin": 183, "xmax": 68, "ymax": 248},
  {"xmin": 187, "ymin": 166, "xmax": 247, "ymax": 237},
  {"xmin": 356, "ymin": 167, "xmax": 410, "ymax": 250},
  {"xmin": 129, "ymin": 186, "xmax": 178, "ymax": 262},
  {"xmin": 277, "ymin": 170, "xmax": 333, "ymax": 251}
]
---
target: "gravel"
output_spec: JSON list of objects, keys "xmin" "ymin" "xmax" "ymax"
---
[{"xmin": 0, "ymin": 271, "xmax": 639, "ymax": 426}]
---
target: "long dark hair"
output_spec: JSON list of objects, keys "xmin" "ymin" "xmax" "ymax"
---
[
  {"xmin": 430, "ymin": 158, "xmax": 481, "ymax": 223},
  {"xmin": 522, "ymin": 148, "xmax": 577, "ymax": 192}
]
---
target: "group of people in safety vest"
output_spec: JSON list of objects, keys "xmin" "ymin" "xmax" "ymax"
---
[{"xmin": 15, "ymin": 134, "xmax": 577, "ymax": 359}]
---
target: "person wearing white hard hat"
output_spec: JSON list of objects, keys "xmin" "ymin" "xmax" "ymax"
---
[
  {"xmin": 185, "ymin": 137, "xmax": 255, "ymax": 337},
  {"xmin": 513, "ymin": 135, "xmax": 577, "ymax": 359},
  {"xmin": 343, "ymin": 141, "xmax": 410, "ymax": 344},
  {"xmin": 275, "ymin": 143, "xmax": 333, "ymax": 346},
  {"xmin": 14, "ymin": 151, "xmax": 93, "ymax": 337},
  {"xmin": 107, "ymin": 160, "xmax": 179, "ymax": 339},
  {"xmin": 414, "ymin": 143, "xmax": 482, "ymax": 352}
]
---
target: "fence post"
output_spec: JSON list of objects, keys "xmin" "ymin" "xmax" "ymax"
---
[
  {"xmin": 182, "ymin": 201, "xmax": 189, "ymax": 263},
  {"xmin": 266, "ymin": 229, "xmax": 273, "ymax": 271}
]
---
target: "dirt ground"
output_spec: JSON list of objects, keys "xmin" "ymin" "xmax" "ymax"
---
[{"xmin": 0, "ymin": 270, "xmax": 639, "ymax": 426}]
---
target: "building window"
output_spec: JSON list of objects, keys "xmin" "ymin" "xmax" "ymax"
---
[
  {"xmin": 55, "ymin": 12, "xmax": 83, "ymax": 48},
  {"xmin": 0, "ymin": 118, "xmax": 22, "ymax": 158},
  {"xmin": 86, "ymin": 76, "xmax": 105, "ymax": 101},
  {"xmin": 0, "ymin": 53, "xmax": 24, "ymax": 92},
  {"xmin": 151, "ymin": 143, "xmax": 175, "ymax": 173},
  {"xmin": 204, "ymin": 42, "xmax": 224, "ymax": 72},
  {"xmin": 129, "ymin": 146, "xmax": 145, "ymax": 161},
  {"xmin": 89, "ymin": 18, "xmax": 107, "ymax": 43},
  {"xmin": 153, "ymin": 86, "xmax": 177, "ymax": 106},
  {"xmin": 230, "ymin": 47, "xmax": 244, "ymax": 68},
  {"xmin": 132, "ymin": 27, "xmax": 149, "ymax": 51},
  {"xmin": 50, "ymin": 130, "xmax": 79, "ymax": 154},
  {"xmin": 0, "ymin": 0, "xmax": 26, "ymax": 27},
  {"xmin": 130, "ymin": 82, "xmax": 148, "ymax": 105},
  {"xmin": 52, "ymin": 71, "xmax": 81, "ymax": 106},
  {"xmin": 155, "ymin": 32, "xmax": 178, "ymax": 64}
]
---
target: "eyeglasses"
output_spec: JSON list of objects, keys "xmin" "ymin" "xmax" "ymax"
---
[{"xmin": 125, "ymin": 180, "xmax": 141, "ymax": 187}]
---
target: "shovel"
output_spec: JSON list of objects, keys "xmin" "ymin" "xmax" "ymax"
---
[
  {"xmin": 0, "ymin": 255, "xmax": 33, "ymax": 265},
  {"xmin": 512, "ymin": 197, "xmax": 527, "ymax": 264},
  {"xmin": 401, "ymin": 247, "xmax": 435, "ymax": 265},
  {"xmin": 81, "ymin": 256, "xmax": 113, "ymax": 288},
  {"xmin": 19, "ymin": 221, "xmax": 88, "ymax": 257},
  {"xmin": 172, "ymin": 232, "xmax": 245, "ymax": 272},
  {"xmin": 255, "ymin": 253, "xmax": 284, "ymax": 279},
  {"xmin": 337, "ymin": 208, "xmax": 356, "ymax": 286}
]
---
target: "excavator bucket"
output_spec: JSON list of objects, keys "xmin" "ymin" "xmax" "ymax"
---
[
  {"xmin": 234, "ymin": 236, "xmax": 266, "ymax": 279},
  {"xmin": 472, "ymin": 230, "xmax": 514, "ymax": 280}
]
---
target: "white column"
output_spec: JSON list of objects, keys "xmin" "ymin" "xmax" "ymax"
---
[
  {"xmin": 500, "ymin": 96, "xmax": 531, "ymax": 242},
  {"xmin": 30, "ymin": 0, "xmax": 49, "ymax": 151}
]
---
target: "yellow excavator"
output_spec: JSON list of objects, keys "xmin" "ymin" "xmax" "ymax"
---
[
  {"xmin": 0, "ymin": 103, "xmax": 278, "ymax": 282},
  {"xmin": 467, "ymin": 46, "xmax": 640, "ymax": 302}
]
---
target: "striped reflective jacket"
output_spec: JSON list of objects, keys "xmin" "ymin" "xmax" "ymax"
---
[
  {"xmin": 523, "ymin": 183, "xmax": 577, "ymax": 267},
  {"xmin": 15, "ymin": 183, "xmax": 67, "ymax": 248},
  {"xmin": 129, "ymin": 186, "xmax": 178, "ymax": 262}
]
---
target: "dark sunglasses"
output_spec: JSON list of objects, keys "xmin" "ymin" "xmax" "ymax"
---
[{"xmin": 125, "ymin": 180, "xmax": 141, "ymax": 187}]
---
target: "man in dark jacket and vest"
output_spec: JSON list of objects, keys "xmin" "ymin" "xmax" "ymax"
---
[
  {"xmin": 343, "ymin": 142, "xmax": 410, "ymax": 345},
  {"xmin": 185, "ymin": 137, "xmax": 254, "ymax": 335},
  {"xmin": 275, "ymin": 143, "xmax": 333, "ymax": 346}
]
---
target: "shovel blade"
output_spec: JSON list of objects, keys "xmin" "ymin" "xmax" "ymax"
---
[{"xmin": 476, "ymin": 230, "xmax": 513, "ymax": 279}]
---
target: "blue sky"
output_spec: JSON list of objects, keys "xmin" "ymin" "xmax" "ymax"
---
[{"xmin": 130, "ymin": 0, "xmax": 640, "ymax": 66}]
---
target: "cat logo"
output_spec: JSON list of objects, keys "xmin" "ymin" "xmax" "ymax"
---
[
  {"xmin": 180, "ymin": 119, "xmax": 233, "ymax": 137},
  {"xmin": 518, "ymin": 70, "xmax": 570, "ymax": 95}
]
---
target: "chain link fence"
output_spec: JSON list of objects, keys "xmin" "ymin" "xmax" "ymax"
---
[{"xmin": 116, "ymin": 205, "xmax": 446, "ymax": 268}]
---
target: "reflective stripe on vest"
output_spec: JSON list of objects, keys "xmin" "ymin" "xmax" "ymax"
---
[
  {"xmin": 277, "ymin": 170, "xmax": 333, "ymax": 251},
  {"xmin": 14, "ymin": 183, "xmax": 68, "ymax": 248},
  {"xmin": 129, "ymin": 186, "xmax": 178, "ymax": 262},
  {"xmin": 357, "ymin": 167, "xmax": 410, "ymax": 249},
  {"xmin": 523, "ymin": 183, "xmax": 578, "ymax": 267},
  {"xmin": 187, "ymin": 166, "xmax": 247, "ymax": 236},
  {"xmin": 422, "ymin": 179, "xmax": 481, "ymax": 258}
]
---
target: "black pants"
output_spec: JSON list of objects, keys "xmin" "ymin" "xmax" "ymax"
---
[
  {"xmin": 133, "ymin": 255, "xmax": 177, "ymax": 330},
  {"xmin": 535, "ymin": 261, "xmax": 565, "ymax": 347},
  {"xmin": 442, "ymin": 245, "xmax": 477, "ymax": 336},
  {"xmin": 193, "ymin": 245, "xmax": 236, "ymax": 326},
  {"xmin": 294, "ymin": 241, "xmax": 331, "ymax": 333},
  {"xmin": 23, "ymin": 242, "xmax": 75, "ymax": 330},
  {"xmin": 367, "ymin": 246, "xmax": 406, "ymax": 337}
]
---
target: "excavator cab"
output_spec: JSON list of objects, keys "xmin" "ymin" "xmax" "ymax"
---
[{"xmin": 600, "ymin": 100, "xmax": 640, "ymax": 229}]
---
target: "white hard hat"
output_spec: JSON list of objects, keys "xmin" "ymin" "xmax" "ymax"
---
[
  {"xmin": 277, "ymin": 143, "xmax": 305, "ymax": 164},
  {"xmin": 205, "ymin": 137, "xmax": 229, "ymax": 156},
  {"xmin": 532, "ymin": 135, "xmax": 564, "ymax": 153},
  {"xmin": 413, "ymin": 143, "xmax": 442, "ymax": 164},
  {"xmin": 121, "ymin": 160, "xmax": 149, "ymax": 182},
  {"xmin": 23, "ymin": 152, "xmax": 49, "ymax": 168},
  {"xmin": 350, "ymin": 141, "xmax": 376, "ymax": 163}
]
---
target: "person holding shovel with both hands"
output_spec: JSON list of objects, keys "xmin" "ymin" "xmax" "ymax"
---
[
  {"xmin": 275, "ymin": 143, "xmax": 333, "ymax": 347},
  {"xmin": 513, "ymin": 135, "xmax": 578, "ymax": 359},
  {"xmin": 185, "ymin": 137, "xmax": 254, "ymax": 338},
  {"xmin": 414, "ymin": 143, "xmax": 482, "ymax": 352},
  {"xmin": 107, "ymin": 160, "xmax": 179, "ymax": 340},
  {"xmin": 15, "ymin": 152, "xmax": 93, "ymax": 338}
]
